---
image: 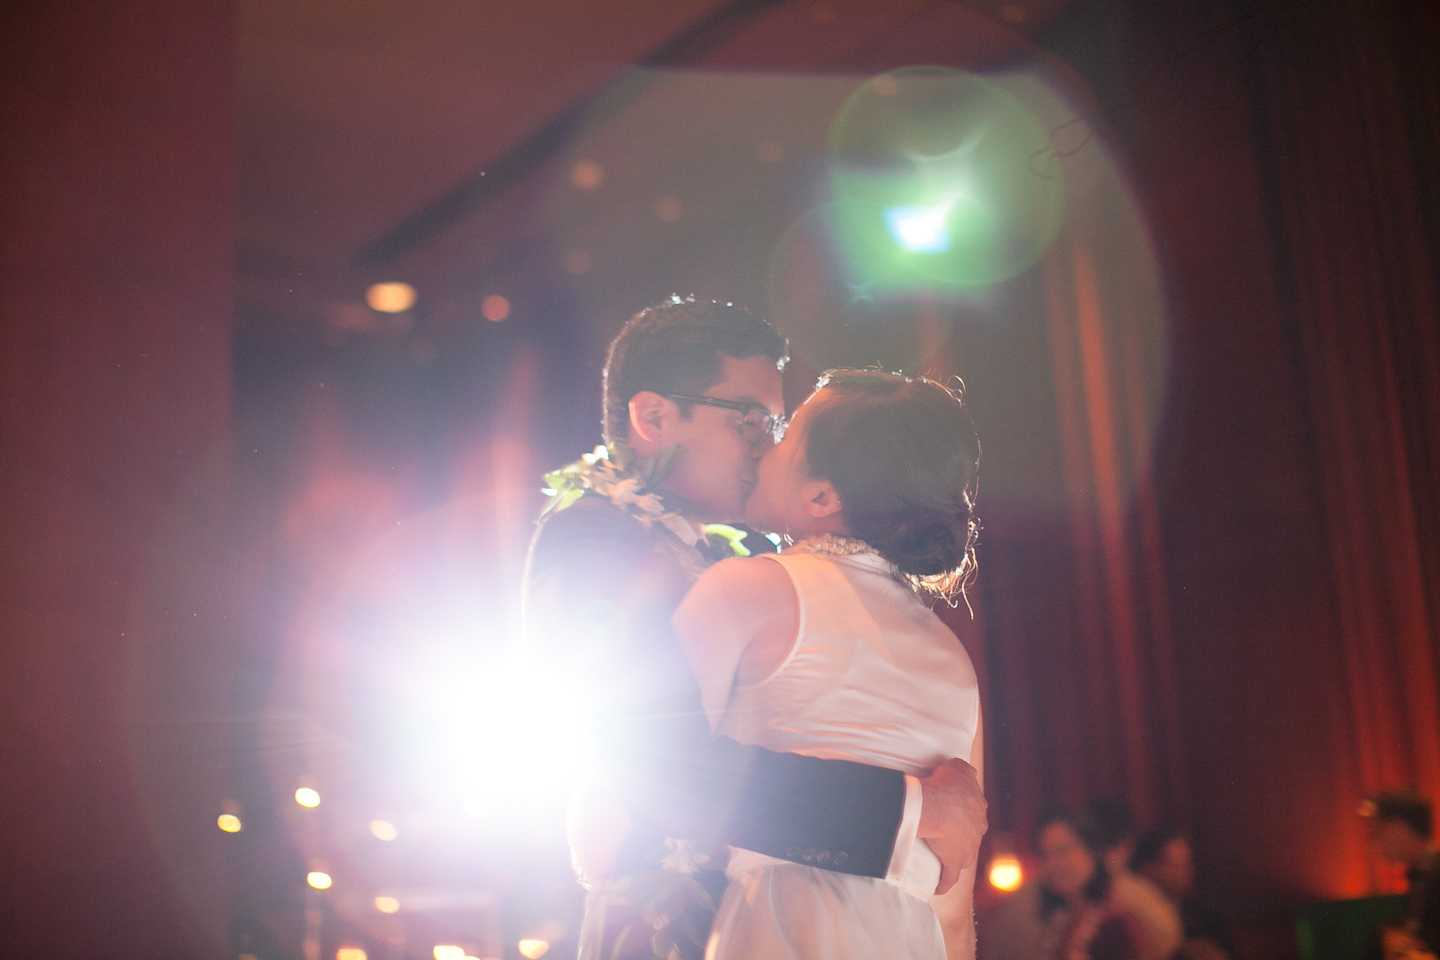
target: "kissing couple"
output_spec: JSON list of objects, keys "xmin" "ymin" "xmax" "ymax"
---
[{"xmin": 524, "ymin": 297, "xmax": 988, "ymax": 960}]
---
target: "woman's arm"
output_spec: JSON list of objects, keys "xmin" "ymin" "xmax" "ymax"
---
[
  {"xmin": 931, "ymin": 704, "xmax": 984, "ymax": 960},
  {"xmin": 672, "ymin": 556, "xmax": 798, "ymax": 730}
]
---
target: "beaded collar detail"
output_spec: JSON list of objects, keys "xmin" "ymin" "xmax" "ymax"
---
[{"xmin": 785, "ymin": 534, "xmax": 878, "ymax": 558}]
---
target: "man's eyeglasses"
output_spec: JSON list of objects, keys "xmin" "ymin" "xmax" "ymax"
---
[{"xmin": 663, "ymin": 394, "xmax": 787, "ymax": 445}]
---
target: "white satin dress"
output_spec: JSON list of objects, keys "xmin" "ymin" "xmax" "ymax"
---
[{"xmin": 691, "ymin": 544, "xmax": 980, "ymax": 960}]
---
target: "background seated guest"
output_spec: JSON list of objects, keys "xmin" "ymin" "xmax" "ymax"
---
[
  {"xmin": 1132, "ymin": 827, "xmax": 1234, "ymax": 960},
  {"xmin": 983, "ymin": 809, "xmax": 1172, "ymax": 960},
  {"xmin": 1081, "ymin": 798, "xmax": 1183, "ymax": 960},
  {"xmin": 1360, "ymin": 788, "xmax": 1440, "ymax": 958}
]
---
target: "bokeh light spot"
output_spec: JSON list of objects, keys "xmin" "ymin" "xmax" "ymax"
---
[
  {"xmin": 482, "ymin": 295, "xmax": 510, "ymax": 322},
  {"xmin": 337, "ymin": 949, "xmax": 368, "ymax": 960},
  {"xmin": 989, "ymin": 854, "xmax": 1023, "ymax": 891},
  {"xmin": 307, "ymin": 871, "xmax": 333, "ymax": 890},
  {"xmin": 434, "ymin": 947, "xmax": 465, "ymax": 960},
  {"xmin": 217, "ymin": 813, "xmax": 243, "ymax": 833},
  {"xmin": 295, "ymin": 787, "xmax": 321, "ymax": 808},
  {"xmin": 369, "ymin": 819, "xmax": 398, "ymax": 841},
  {"xmin": 569, "ymin": 159, "xmax": 603, "ymax": 190},
  {"xmin": 367, "ymin": 282, "xmax": 416, "ymax": 313},
  {"xmin": 374, "ymin": 896, "xmax": 400, "ymax": 914},
  {"xmin": 518, "ymin": 941, "xmax": 549, "ymax": 959}
]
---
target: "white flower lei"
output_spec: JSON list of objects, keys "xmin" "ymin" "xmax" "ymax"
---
[{"xmin": 541, "ymin": 443, "xmax": 751, "ymax": 580}]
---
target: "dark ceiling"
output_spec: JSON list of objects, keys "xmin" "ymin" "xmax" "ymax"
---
[{"xmin": 235, "ymin": 0, "xmax": 1082, "ymax": 336}]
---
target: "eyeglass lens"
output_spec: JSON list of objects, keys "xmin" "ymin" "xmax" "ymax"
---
[{"xmin": 738, "ymin": 410, "xmax": 785, "ymax": 444}]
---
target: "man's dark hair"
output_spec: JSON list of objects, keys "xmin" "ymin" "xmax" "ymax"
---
[
  {"xmin": 601, "ymin": 297, "xmax": 788, "ymax": 444},
  {"xmin": 1131, "ymin": 826, "xmax": 1184, "ymax": 871},
  {"xmin": 1364, "ymin": 788, "xmax": 1434, "ymax": 839},
  {"xmin": 1084, "ymin": 796, "xmax": 1137, "ymax": 852}
]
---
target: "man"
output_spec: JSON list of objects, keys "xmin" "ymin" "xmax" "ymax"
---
[
  {"xmin": 1131, "ymin": 827, "xmax": 1233, "ymax": 960},
  {"xmin": 979, "ymin": 804, "xmax": 1178, "ymax": 960},
  {"xmin": 524, "ymin": 298, "xmax": 986, "ymax": 960},
  {"xmin": 1361, "ymin": 788, "xmax": 1440, "ymax": 958},
  {"xmin": 1084, "ymin": 798, "xmax": 1182, "ymax": 960}
]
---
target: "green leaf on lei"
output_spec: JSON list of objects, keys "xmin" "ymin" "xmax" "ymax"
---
[{"xmin": 701, "ymin": 523, "xmax": 751, "ymax": 557}]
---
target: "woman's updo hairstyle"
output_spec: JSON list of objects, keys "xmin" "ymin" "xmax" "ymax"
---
[{"xmin": 803, "ymin": 369, "xmax": 980, "ymax": 600}]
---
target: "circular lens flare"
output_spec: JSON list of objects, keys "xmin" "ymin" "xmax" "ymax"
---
[
  {"xmin": 307, "ymin": 871, "xmax": 333, "ymax": 890},
  {"xmin": 827, "ymin": 67, "xmax": 1063, "ymax": 289}
]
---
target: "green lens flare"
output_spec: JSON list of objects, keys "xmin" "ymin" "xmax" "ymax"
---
[{"xmin": 827, "ymin": 67, "xmax": 1064, "ymax": 290}]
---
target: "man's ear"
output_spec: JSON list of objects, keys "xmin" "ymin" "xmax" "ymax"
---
[
  {"xmin": 628, "ymin": 391, "xmax": 671, "ymax": 446},
  {"xmin": 801, "ymin": 480, "xmax": 844, "ymax": 520}
]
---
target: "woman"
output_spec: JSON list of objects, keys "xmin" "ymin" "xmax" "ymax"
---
[
  {"xmin": 672, "ymin": 369, "xmax": 984, "ymax": 960},
  {"xmin": 1030, "ymin": 810, "xmax": 1142, "ymax": 960}
]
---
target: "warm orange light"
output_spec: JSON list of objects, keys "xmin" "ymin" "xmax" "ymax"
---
[
  {"xmin": 307, "ymin": 871, "xmax": 333, "ymax": 890},
  {"xmin": 217, "ymin": 813, "xmax": 243, "ymax": 833},
  {"xmin": 369, "ymin": 819, "xmax": 398, "ymax": 841},
  {"xmin": 295, "ymin": 786, "xmax": 321, "ymax": 808},
  {"xmin": 988, "ymin": 854, "xmax": 1023, "ymax": 891},
  {"xmin": 570, "ymin": 159, "xmax": 603, "ymax": 190},
  {"xmin": 374, "ymin": 896, "xmax": 400, "ymax": 914},
  {"xmin": 367, "ymin": 282, "xmax": 416, "ymax": 313},
  {"xmin": 337, "ymin": 948, "xmax": 368, "ymax": 960},
  {"xmin": 434, "ymin": 947, "xmax": 465, "ymax": 960},
  {"xmin": 518, "ymin": 941, "xmax": 549, "ymax": 959},
  {"xmin": 482, "ymin": 295, "xmax": 510, "ymax": 322},
  {"xmin": 655, "ymin": 197, "xmax": 682, "ymax": 222}
]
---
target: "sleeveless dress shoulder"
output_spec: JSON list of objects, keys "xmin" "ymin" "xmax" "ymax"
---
[{"xmin": 705, "ymin": 546, "xmax": 980, "ymax": 960}]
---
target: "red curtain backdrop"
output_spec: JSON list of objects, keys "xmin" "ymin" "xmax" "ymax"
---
[
  {"xmin": 975, "ymin": 1, "xmax": 1440, "ymax": 951},
  {"xmin": 1250, "ymin": 0, "xmax": 1440, "ymax": 887},
  {"xmin": 0, "ymin": 3, "xmax": 237, "ymax": 956}
]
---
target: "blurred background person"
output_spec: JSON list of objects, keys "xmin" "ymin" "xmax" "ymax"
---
[
  {"xmin": 1084, "ymin": 798, "xmax": 1183, "ymax": 960},
  {"xmin": 1131, "ymin": 827, "xmax": 1234, "ymax": 960},
  {"xmin": 983, "ymin": 807, "xmax": 1180, "ymax": 960},
  {"xmin": 1360, "ymin": 788, "xmax": 1440, "ymax": 959}
]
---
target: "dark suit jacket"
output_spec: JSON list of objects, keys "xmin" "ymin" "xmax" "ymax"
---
[{"xmin": 523, "ymin": 493, "xmax": 907, "ymax": 879}]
